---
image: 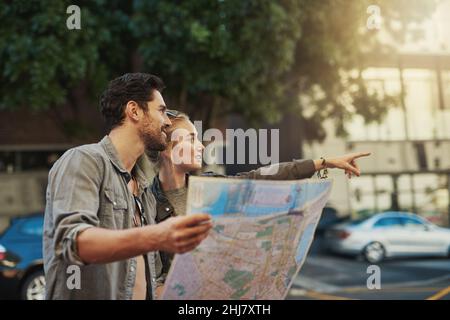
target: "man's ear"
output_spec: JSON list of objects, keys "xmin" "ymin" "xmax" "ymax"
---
[{"xmin": 124, "ymin": 101, "xmax": 140, "ymax": 122}]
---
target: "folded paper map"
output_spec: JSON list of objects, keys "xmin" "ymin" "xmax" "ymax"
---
[{"xmin": 161, "ymin": 177, "xmax": 332, "ymax": 300}]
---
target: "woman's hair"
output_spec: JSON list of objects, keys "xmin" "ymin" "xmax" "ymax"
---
[{"xmin": 166, "ymin": 110, "xmax": 190, "ymax": 139}]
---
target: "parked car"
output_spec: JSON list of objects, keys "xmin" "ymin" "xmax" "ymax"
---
[
  {"xmin": 324, "ymin": 211, "xmax": 450, "ymax": 263},
  {"xmin": 0, "ymin": 214, "xmax": 45, "ymax": 300},
  {"xmin": 316, "ymin": 206, "xmax": 350, "ymax": 236}
]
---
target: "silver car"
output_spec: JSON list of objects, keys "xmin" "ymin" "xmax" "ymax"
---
[{"xmin": 324, "ymin": 212, "xmax": 450, "ymax": 263}]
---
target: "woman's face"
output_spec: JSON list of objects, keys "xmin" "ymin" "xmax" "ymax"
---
[{"xmin": 163, "ymin": 119, "xmax": 205, "ymax": 172}]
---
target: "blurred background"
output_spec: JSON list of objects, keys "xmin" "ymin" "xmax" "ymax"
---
[{"xmin": 0, "ymin": 0, "xmax": 449, "ymax": 300}]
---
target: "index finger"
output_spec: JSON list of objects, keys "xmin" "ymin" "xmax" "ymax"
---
[
  {"xmin": 352, "ymin": 152, "xmax": 371, "ymax": 159},
  {"xmin": 176, "ymin": 214, "xmax": 212, "ymax": 227}
]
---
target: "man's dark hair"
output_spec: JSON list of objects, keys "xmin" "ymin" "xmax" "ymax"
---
[{"xmin": 100, "ymin": 73, "xmax": 165, "ymax": 130}]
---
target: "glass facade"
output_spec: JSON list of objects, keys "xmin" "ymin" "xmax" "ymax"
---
[
  {"xmin": 0, "ymin": 150, "xmax": 64, "ymax": 173},
  {"xmin": 344, "ymin": 65, "xmax": 450, "ymax": 226}
]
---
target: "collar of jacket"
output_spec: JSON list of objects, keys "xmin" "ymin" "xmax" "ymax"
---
[
  {"xmin": 151, "ymin": 175, "xmax": 167, "ymax": 203},
  {"xmin": 151, "ymin": 173, "xmax": 190, "ymax": 203},
  {"xmin": 100, "ymin": 135, "xmax": 150, "ymax": 191}
]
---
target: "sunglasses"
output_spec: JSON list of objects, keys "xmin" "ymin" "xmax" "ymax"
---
[{"xmin": 166, "ymin": 109, "xmax": 181, "ymax": 118}]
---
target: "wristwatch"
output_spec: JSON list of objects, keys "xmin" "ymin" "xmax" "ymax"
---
[{"xmin": 316, "ymin": 157, "xmax": 328, "ymax": 179}]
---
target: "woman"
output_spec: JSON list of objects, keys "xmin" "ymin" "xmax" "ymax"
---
[{"xmin": 152, "ymin": 110, "xmax": 370, "ymax": 289}]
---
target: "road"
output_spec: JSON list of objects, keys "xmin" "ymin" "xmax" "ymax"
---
[{"xmin": 288, "ymin": 253, "xmax": 450, "ymax": 300}]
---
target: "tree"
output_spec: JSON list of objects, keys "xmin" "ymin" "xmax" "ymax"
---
[
  {"xmin": 0, "ymin": 0, "xmax": 436, "ymax": 141},
  {"xmin": 0, "ymin": 0, "xmax": 134, "ymax": 138}
]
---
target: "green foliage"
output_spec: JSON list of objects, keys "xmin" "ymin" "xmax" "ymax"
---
[
  {"xmin": 1, "ymin": 0, "xmax": 119, "ymax": 111},
  {"xmin": 0, "ymin": 0, "xmax": 436, "ymax": 141}
]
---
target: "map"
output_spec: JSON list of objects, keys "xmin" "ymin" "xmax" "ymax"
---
[{"xmin": 160, "ymin": 177, "xmax": 332, "ymax": 300}]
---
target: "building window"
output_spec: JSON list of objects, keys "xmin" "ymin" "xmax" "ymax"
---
[{"xmin": 0, "ymin": 150, "xmax": 64, "ymax": 173}]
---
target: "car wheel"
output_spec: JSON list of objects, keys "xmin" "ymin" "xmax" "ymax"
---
[
  {"xmin": 21, "ymin": 270, "xmax": 46, "ymax": 300},
  {"xmin": 363, "ymin": 242, "xmax": 385, "ymax": 264}
]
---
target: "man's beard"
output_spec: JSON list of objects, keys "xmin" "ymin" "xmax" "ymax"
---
[{"xmin": 139, "ymin": 121, "xmax": 167, "ymax": 152}]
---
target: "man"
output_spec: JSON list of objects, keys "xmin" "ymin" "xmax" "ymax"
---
[{"xmin": 43, "ymin": 73, "xmax": 212, "ymax": 300}]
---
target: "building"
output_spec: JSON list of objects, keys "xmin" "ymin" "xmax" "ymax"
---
[{"xmin": 303, "ymin": 1, "xmax": 450, "ymax": 226}]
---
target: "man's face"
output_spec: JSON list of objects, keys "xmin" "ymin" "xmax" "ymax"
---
[{"xmin": 138, "ymin": 90, "xmax": 171, "ymax": 151}]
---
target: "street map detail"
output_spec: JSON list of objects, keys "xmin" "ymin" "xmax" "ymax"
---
[{"xmin": 161, "ymin": 177, "xmax": 332, "ymax": 300}]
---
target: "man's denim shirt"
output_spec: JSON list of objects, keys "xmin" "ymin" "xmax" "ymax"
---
[{"xmin": 43, "ymin": 136, "xmax": 162, "ymax": 300}]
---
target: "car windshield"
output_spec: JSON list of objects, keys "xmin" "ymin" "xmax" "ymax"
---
[{"xmin": 373, "ymin": 217, "xmax": 403, "ymax": 228}]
